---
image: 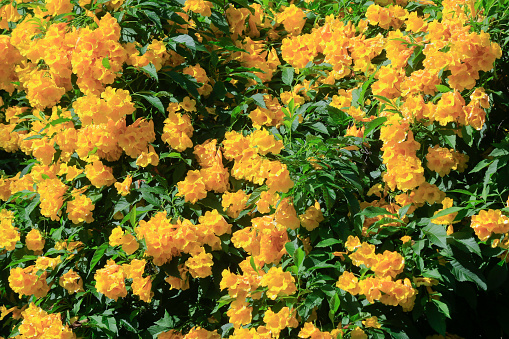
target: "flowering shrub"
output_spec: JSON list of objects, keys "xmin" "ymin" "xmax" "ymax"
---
[{"xmin": 0, "ymin": 0, "xmax": 508, "ymax": 338}]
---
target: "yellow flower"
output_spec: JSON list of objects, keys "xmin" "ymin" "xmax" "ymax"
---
[
  {"xmin": 400, "ymin": 235, "xmax": 412, "ymax": 243},
  {"xmin": 59, "ymin": 269, "xmax": 84, "ymax": 294},
  {"xmin": 345, "ymin": 235, "xmax": 362, "ymax": 252},
  {"xmin": 363, "ymin": 316, "xmax": 381, "ymax": 328},
  {"xmin": 299, "ymin": 201, "xmax": 324, "ymax": 231},
  {"xmin": 180, "ymin": 96, "xmax": 197, "ymax": 112},
  {"xmin": 94, "ymin": 259, "xmax": 127, "ymax": 301},
  {"xmin": 260, "ymin": 266, "xmax": 297, "ymax": 300},
  {"xmin": 35, "ymin": 256, "xmax": 62, "ymax": 270},
  {"xmin": 18, "ymin": 304, "xmax": 75, "ymax": 338},
  {"xmin": 9, "ymin": 266, "xmax": 50, "ymax": 298},
  {"xmin": 336, "ymin": 271, "xmax": 360, "ymax": 295},
  {"xmin": 471, "ymin": 209, "xmax": 509, "ymax": 241},
  {"xmin": 121, "ymin": 233, "xmax": 139, "ymax": 255},
  {"xmin": 114, "ymin": 175, "xmax": 132, "ymax": 196},
  {"xmin": 186, "ymin": 248, "xmax": 213, "ymax": 278},
  {"xmin": 177, "ymin": 170, "xmax": 207, "ymax": 204},
  {"xmin": 132, "ymin": 276, "xmax": 153, "ymax": 302},
  {"xmin": 350, "ymin": 327, "xmax": 367, "ymax": 339},
  {"xmin": 161, "ymin": 111, "xmax": 194, "ymax": 152},
  {"xmin": 25, "ymin": 229, "xmax": 45, "ymax": 252},
  {"xmin": 183, "ymin": 0, "xmax": 214, "ymax": 17},
  {"xmin": 85, "ymin": 161, "xmax": 116, "ymax": 188},
  {"xmin": 67, "ymin": 189, "xmax": 95, "ymax": 224}
]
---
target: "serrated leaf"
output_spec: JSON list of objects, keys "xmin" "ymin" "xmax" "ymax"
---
[
  {"xmin": 364, "ymin": 117, "xmax": 387, "ymax": 137},
  {"xmin": 315, "ymin": 238, "xmax": 341, "ymax": 248},
  {"xmin": 304, "ymin": 291, "xmax": 324, "ymax": 309},
  {"xmin": 155, "ymin": 310, "xmax": 176, "ymax": 328},
  {"xmin": 147, "ymin": 325, "xmax": 167, "ymax": 336},
  {"xmin": 172, "ymin": 34, "xmax": 196, "ymax": 54},
  {"xmin": 166, "ymin": 71, "xmax": 200, "ymax": 97},
  {"xmin": 450, "ymin": 256, "xmax": 487, "ymax": 290},
  {"xmin": 141, "ymin": 63, "xmax": 158, "ymax": 82},
  {"xmin": 431, "ymin": 207, "xmax": 463, "ymax": 219},
  {"xmin": 144, "ymin": 10, "xmax": 162, "ymax": 29},
  {"xmin": 250, "ymin": 93, "xmax": 266, "ymax": 108},
  {"xmin": 120, "ymin": 319, "xmax": 137, "ymax": 333},
  {"xmin": 294, "ymin": 248, "xmax": 305, "ymax": 272},
  {"xmin": 359, "ymin": 206, "xmax": 396, "ymax": 218},
  {"xmin": 432, "ymin": 299, "xmax": 451, "ymax": 318},
  {"xmin": 449, "ymin": 232, "xmax": 482, "ymax": 257},
  {"xmin": 285, "ymin": 242, "xmax": 296, "ymax": 256},
  {"xmin": 398, "ymin": 204, "xmax": 412, "ymax": 218},
  {"xmin": 139, "ymin": 187, "xmax": 160, "ymax": 206},
  {"xmin": 89, "ymin": 242, "xmax": 109, "ymax": 274},
  {"xmin": 469, "ymin": 159, "xmax": 491, "ymax": 173},
  {"xmin": 134, "ymin": 93, "xmax": 165, "ymax": 114},
  {"xmin": 282, "ymin": 67, "xmax": 294, "ymax": 86},
  {"xmin": 427, "ymin": 303, "xmax": 446, "ymax": 335},
  {"xmin": 482, "ymin": 159, "xmax": 499, "ymax": 201},
  {"xmin": 423, "ymin": 223, "xmax": 448, "ymax": 248},
  {"xmin": 309, "ymin": 122, "xmax": 329, "ymax": 135}
]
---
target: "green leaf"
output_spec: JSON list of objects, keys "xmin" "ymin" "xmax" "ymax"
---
[
  {"xmin": 431, "ymin": 207, "xmax": 463, "ymax": 219},
  {"xmin": 427, "ymin": 302, "xmax": 446, "ymax": 335},
  {"xmin": 364, "ymin": 117, "xmax": 387, "ymax": 137},
  {"xmin": 469, "ymin": 159, "xmax": 491, "ymax": 173},
  {"xmin": 147, "ymin": 325, "xmax": 167, "ymax": 336},
  {"xmin": 213, "ymin": 81, "xmax": 227, "ymax": 100},
  {"xmin": 482, "ymin": 159, "xmax": 499, "ymax": 201},
  {"xmin": 89, "ymin": 242, "xmax": 109, "ymax": 275},
  {"xmin": 359, "ymin": 206, "xmax": 396, "ymax": 218},
  {"xmin": 309, "ymin": 122, "xmax": 329, "ymax": 135},
  {"xmin": 102, "ymin": 57, "xmax": 110, "ymax": 70},
  {"xmin": 294, "ymin": 248, "xmax": 305, "ymax": 271},
  {"xmin": 285, "ymin": 242, "xmax": 296, "ymax": 256},
  {"xmin": 130, "ymin": 205, "xmax": 137, "ymax": 227},
  {"xmin": 423, "ymin": 223, "xmax": 448, "ymax": 248},
  {"xmin": 155, "ymin": 310, "xmax": 177, "ymax": 328},
  {"xmin": 432, "ymin": 299, "xmax": 451, "ymax": 318},
  {"xmin": 172, "ymin": 34, "xmax": 197, "ymax": 55},
  {"xmin": 120, "ymin": 319, "xmax": 138, "ymax": 333},
  {"xmin": 139, "ymin": 187, "xmax": 160, "ymax": 206},
  {"xmin": 141, "ymin": 63, "xmax": 158, "ymax": 82},
  {"xmin": 166, "ymin": 71, "xmax": 200, "ymax": 97},
  {"xmin": 250, "ymin": 256, "xmax": 259, "ymax": 274},
  {"xmin": 449, "ymin": 232, "xmax": 482, "ymax": 257},
  {"xmin": 352, "ymin": 69, "xmax": 377, "ymax": 107},
  {"xmin": 398, "ymin": 204, "xmax": 412, "ymax": 219},
  {"xmin": 282, "ymin": 66, "xmax": 294, "ymax": 86},
  {"xmin": 329, "ymin": 292, "xmax": 340, "ymax": 315},
  {"xmin": 144, "ymin": 10, "xmax": 162, "ymax": 29},
  {"xmin": 441, "ymin": 132, "xmax": 456, "ymax": 149},
  {"xmin": 250, "ymin": 93, "xmax": 266, "ymax": 108},
  {"xmin": 22, "ymin": 134, "xmax": 43, "ymax": 141},
  {"xmin": 134, "ymin": 93, "xmax": 165, "ymax": 114},
  {"xmin": 436, "ymin": 84, "xmax": 451, "ymax": 93},
  {"xmin": 305, "ymin": 291, "xmax": 324, "ymax": 309},
  {"xmin": 315, "ymin": 238, "xmax": 341, "ymax": 248},
  {"xmin": 407, "ymin": 45, "xmax": 424, "ymax": 70},
  {"xmin": 450, "ymin": 256, "xmax": 487, "ymax": 290}
]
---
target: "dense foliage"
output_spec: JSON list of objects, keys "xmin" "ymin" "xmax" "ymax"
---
[{"xmin": 0, "ymin": 0, "xmax": 508, "ymax": 338}]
